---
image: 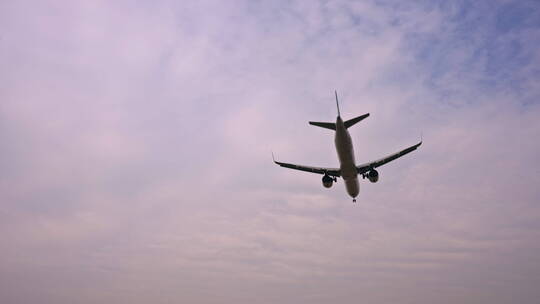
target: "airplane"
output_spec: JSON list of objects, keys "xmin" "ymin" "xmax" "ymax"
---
[{"xmin": 273, "ymin": 91, "xmax": 422, "ymax": 203}]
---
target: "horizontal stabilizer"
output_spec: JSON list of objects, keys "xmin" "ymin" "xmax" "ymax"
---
[
  {"xmin": 344, "ymin": 113, "xmax": 369, "ymax": 128},
  {"xmin": 308, "ymin": 121, "xmax": 336, "ymax": 130}
]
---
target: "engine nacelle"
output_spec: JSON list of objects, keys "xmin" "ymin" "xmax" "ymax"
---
[
  {"xmin": 322, "ymin": 174, "xmax": 334, "ymax": 188},
  {"xmin": 367, "ymin": 169, "xmax": 379, "ymax": 183}
]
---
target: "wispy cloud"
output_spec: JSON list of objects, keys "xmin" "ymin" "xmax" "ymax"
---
[{"xmin": 1, "ymin": 0, "xmax": 539, "ymax": 303}]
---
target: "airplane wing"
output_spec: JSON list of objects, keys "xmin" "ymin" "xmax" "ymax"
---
[
  {"xmin": 273, "ymin": 158, "xmax": 341, "ymax": 177},
  {"xmin": 356, "ymin": 141, "xmax": 422, "ymax": 175}
]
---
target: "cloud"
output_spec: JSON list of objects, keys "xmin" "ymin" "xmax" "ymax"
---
[{"xmin": 1, "ymin": 0, "xmax": 539, "ymax": 303}]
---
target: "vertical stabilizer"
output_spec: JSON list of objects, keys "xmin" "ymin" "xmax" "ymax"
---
[{"xmin": 335, "ymin": 90, "xmax": 341, "ymax": 117}]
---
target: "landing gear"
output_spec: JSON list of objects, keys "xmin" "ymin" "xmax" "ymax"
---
[{"xmin": 352, "ymin": 198, "xmax": 356, "ymax": 203}]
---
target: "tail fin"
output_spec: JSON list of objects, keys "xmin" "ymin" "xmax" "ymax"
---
[
  {"xmin": 308, "ymin": 121, "xmax": 336, "ymax": 130},
  {"xmin": 344, "ymin": 113, "xmax": 369, "ymax": 128},
  {"xmin": 335, "ymin": 90, "xmax": 340, "ymax": 117}
]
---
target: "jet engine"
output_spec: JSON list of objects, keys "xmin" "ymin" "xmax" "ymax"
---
[
  {"xmin": 367, "ymin": 169, "xmax": 379, "ymax": 183},
  {"xmin": 322, "ymin": 174, "xmax": 334, "ymax": 188}
]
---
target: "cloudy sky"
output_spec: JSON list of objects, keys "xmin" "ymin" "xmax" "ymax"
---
[{"xmin": 1, "ymin": 0, "xmax": 539, "ymax": 303}]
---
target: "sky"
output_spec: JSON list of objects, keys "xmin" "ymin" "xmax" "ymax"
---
[{"xmin": 1, "ymin": 0, "xmax": 540, "ymax": 303}]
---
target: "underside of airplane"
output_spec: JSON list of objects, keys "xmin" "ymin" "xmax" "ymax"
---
[{"xmin": 273, "ymin": 91, "xmax": 421, "ymax": 202}]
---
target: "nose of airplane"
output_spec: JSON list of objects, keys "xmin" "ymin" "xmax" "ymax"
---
[
  {"xmin": 348, "ymin": 189, "xmax": 359, "ymax": 198},
  {"xmin": 345, "ymin": 179, "xmax": 359, "ymax": 198}
]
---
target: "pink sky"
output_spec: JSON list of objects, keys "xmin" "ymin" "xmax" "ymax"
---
[{"xmin": 1, "ymin": 1, "xmax": 540, "ymax": 303}]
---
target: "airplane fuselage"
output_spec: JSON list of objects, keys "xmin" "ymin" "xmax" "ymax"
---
[{"xmin": 334, "ymin": 116, "xmax": 359, "ymax": 199}]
